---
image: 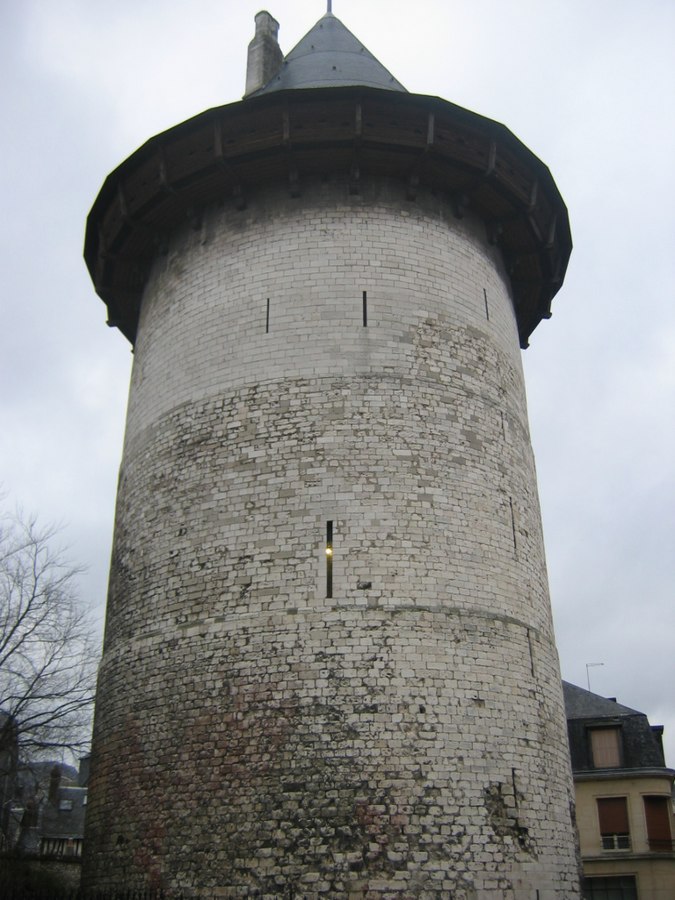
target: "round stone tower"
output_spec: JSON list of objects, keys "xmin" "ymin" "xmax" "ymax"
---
[{"xmin": 83, "ymin": 10, "xmax": 580, "ymax": 898}]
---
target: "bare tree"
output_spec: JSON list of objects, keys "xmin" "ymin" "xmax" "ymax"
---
[{"xmin": 0, "ymin": 509, "xmax": 98, "ymax": 763}]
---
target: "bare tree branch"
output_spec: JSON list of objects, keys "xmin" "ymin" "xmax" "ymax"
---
[{"xmin": 0, "ymin": 508, "xmax": 98, "ymax": 841}]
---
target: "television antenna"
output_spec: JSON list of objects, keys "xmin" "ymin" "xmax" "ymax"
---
[{"xmin": 585, "ymin": 662, "xmax": 604, "ymax": 692}]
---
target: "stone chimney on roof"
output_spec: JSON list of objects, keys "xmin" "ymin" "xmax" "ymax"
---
[
  {"xmin": 78, "ymin": 754, "xmax": 91, "ymax": 787},
  {"xmin": 244, "ymin": 11, "xmax": 283, "ymax": 97},
  {"xmin": 48, "ymin": 765, "xmax": 61, "ymax": 806}
]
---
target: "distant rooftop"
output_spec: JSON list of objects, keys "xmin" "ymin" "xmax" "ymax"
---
[
  {"xmin": 563, "ymin": 682, "xmax": 670, "ymax": 774},
  {"xmin": 250, "ymin": 11, "xmax": 406, "ymax": 96},
  {"xmin": 563, "ymin": 681, "xmax": 642, "ymax": 720}
]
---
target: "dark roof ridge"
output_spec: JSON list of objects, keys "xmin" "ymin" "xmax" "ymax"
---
[{"xmin": 563, "ymin": 680, "xmax": 643, "ymax": 720}]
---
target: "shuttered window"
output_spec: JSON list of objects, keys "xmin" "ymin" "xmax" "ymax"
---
[
  {"xmin": 597, "ymin": 797, "xmax": 630, "ymax": 850},
  {"xmin": 644, "ymin": 795, "xmax": 672, "ymax": 852},
  {"xmin": 590, "ymin": 727, "xmax": 621, "ymax": 768}
]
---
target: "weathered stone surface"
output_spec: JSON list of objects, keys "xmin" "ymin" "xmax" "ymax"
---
[{"xmin": 83, "ymin": 179, "xmax": 580, "ymax": 897}]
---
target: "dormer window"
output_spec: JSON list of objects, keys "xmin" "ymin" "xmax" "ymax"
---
[{"xmin": 590, "ymin": 726, "xmax": 621, "ymax": 768}]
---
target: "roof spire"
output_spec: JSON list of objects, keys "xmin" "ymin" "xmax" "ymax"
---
[
  {"xmin": 250, "ymin": 10, "xmax": 407, "ymax": 95},
  {"xmin": 327, "ymin": 1, "xmax": 332, "ymax": 12}
]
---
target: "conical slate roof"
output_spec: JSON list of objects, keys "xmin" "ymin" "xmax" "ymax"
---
[{"xmin": 255, "ymin": 11, "xmax": 406, "ymax": 94}]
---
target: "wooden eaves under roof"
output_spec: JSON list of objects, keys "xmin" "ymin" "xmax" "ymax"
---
[{"xmin": 85, "ymin": 85, "xmax": 572, "ymax": 349}]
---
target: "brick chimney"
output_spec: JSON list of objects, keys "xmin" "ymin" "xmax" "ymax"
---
[{"xmin": 244, "ymin": 11, "xmax": 283, "ymax": 97}]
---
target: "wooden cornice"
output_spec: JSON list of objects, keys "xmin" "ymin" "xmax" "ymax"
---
[{"xmin": 85, "ymin": 86, "xmax": 572, "ymax": 348}]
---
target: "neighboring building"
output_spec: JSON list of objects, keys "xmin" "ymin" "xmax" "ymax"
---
[
  {"xmin": 82, "ymin": 8, "xmax": 580, "ymax": 896},
  {"xmin": 0, "ymin": 712, "xmax": 19, "ymax": 850},
  {"xmin": 9, "ymin": 758, "xmax": 88, "ymax": 858},
  {"xmin": 39, "ymin": 763, "xmax": 88, "ymax": 859},
  {"xmin": 1, "ymin": 760, "xmax": 89, "ymax": 895},
  {"xmin": 564, "ymin": 681, "xmax": 675, "ymax": 899}
]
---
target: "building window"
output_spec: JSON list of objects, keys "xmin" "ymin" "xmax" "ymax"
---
[
  {"xmin": 597, "ymin": 797, "xmax": 631, "ymax": 850},
  {"xmin": 590, "ymin": 727, "xmax": 621, "ymax": 768},
  {"xmin": 644, "ymin": 795, "xmax": 673, "ymax": 852},
  {"xmin": 583, "ymin": 875, "xmax": 637, "ymax": 900}
]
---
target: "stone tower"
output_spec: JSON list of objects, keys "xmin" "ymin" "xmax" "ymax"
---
[{"xmin": 83, "ymin": 9, "xmax": 580, "ymax": 898}]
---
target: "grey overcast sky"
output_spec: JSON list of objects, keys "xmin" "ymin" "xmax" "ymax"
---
[{"xmin": 1, "ymin": 1, "xmax": 674, "ymax": 765}]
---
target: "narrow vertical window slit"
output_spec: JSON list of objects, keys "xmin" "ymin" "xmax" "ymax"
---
[
  {"xmin": 265, "ymin": 297, "xmax": 270, "ymax": 334},
  {"xmin": 483, "ymin": 287, "xmax": 490, "ymax": 321},
  {"xmin": 527, "ymin": 628, "xmax": 535, "ymax": 676},
  {"xmin": 326, "ymin": 520, "xmax": 333, "ymax": 599},
  {"xmin": 362, "ymin": 291, "xmax": 368, "ymax": 327},
  {"xmin": 509, "ymin": 497, "xmax": 517, "ymax": 554}
]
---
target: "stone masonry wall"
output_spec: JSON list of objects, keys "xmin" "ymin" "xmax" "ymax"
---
[{"xmin": 83, "ymin": 179, "xmax": 580, "ymax": 897}]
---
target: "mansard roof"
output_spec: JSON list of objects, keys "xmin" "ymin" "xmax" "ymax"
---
[
  {"xmin": 563, "ymin": 682, "xmax": 670, "ymax": 773},
  {"xmin": 253, "ymin": 12, "xmax": 406, "ymax": 95},
  {"xmin": 563, "ymin": 681, "xmax": 641, "ymax": 719}
]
